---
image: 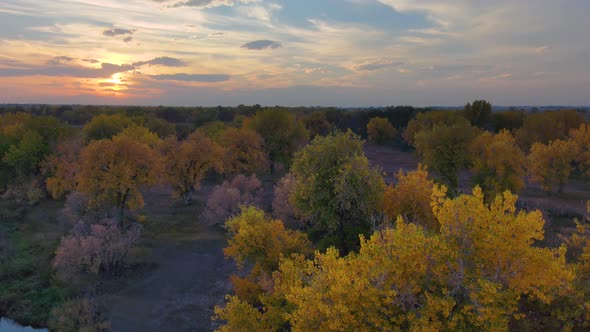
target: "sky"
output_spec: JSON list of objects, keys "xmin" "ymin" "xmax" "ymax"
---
[{"xmin": 0, "ymin": 0, "xmax": 589, "ymax": 107}]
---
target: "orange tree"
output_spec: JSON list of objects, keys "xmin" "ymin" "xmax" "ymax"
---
[
  {"xmin": 161, "ymin": 131, "xmax": 223, "ymax": 205},
  {"xmin": 77, "ymin": 135, "xmax": 160, "ymax": 223}
]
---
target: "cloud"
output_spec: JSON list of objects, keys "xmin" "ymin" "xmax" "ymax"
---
[
  {"xmin": 241, "ymin": 40, "xmax": 282, "ymax": 50},
  {"xmin": 46, "ymin": 56, "xmax": 75, "ymax": 65},
  {"xmin": 83, "ymin": 59, "xmax": 100, "ymax": 64},
  {"xmin": 123, "ymin": 36, "xmax": 134, "ymax": 43},
  {"xmin": 353, "ymin": 59, "xmax": 404, "ymax": 71},
  {"xmin": 168, "ymin": 0, "xmax": 234, "ymax": 8},
  {"xmin": 150, "ymin": 73, "xmax": 230, "ymax": 82},
  {"xmin": 133, "ymin": 56, "xmax": 187, "ymax": 67},
  {"xmin": 0, "ymin": 62, "xmax": 134, "ymax": 78},
  {"xmin": 103, "ymin": 27, "xmax": 134, "ymax": 37}
]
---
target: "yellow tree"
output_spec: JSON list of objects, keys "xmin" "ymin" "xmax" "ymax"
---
[
  {"xmin": 570, "ymin": 124, "xmax": 590, "ymax": 177},
  {"xmin": 162, "ymin": 131, "xmax": 223, "ymax": 205},
  {"xmin": 367, "ymin": 117, "xmax": 397, "ymax": 144},
  {"xmin": 222, "ymin": 206, "xmax": 311, "ymax": 310},
  {"xmin": 469, "ymin": 130, "xmax": 526, "ymax": 200},
  {"xmin": 220, "ymin": 127, "xmax": 268, "ymax": 175},
  {"xmin": 82, "ymin": 113, "xmax": 133, "ymax": 141},
  {"xmin": 403, "ymin": 110, "xmax": 468, "ymax": 146},
  {"xmin": 246, "ymin": 188, "xmax": 572, "ymax": 331},
  {"xmin": 115, "ymin": 125, "xmax": 162, "ymax": 148},
  {"xmin": 527, "ymin": 139, "xmax": 576, "ymax": 193},
  {"xmin": 77, "ymin": 135, "xmax": 160, "ymax": 224},
  {"xmin": 381, "ymin": 164, "xmax": 438, "ymax": 231}
]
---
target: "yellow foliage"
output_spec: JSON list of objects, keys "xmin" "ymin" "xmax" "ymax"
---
[
  {"xmin": 161, "ymin": 131, "xmax": 223, "ymax": 204},
  {"xmin": 217, "ymin": 188, "xmax": 573, "ymax": 331},
  {"xmin": 381, "ymin": 164, "xmax": 438, "ymax": 230},
  {"xmin": 77, "ymin": 135, "xmax": 160, "ymax": 214},
  {"xmin": 367, "ymin": 117, "xmax": 397, "ymax": 144},
  {"xmin": 569, "ymin": 124, "xmax": 590, "ymax": 177},
  {"xmin": 526, "ymin": 139, "xmax": 576, "ymax": 192},
  {"xmin": 469, "ymin": 130, "xmax": 526, "ymax": 200}
]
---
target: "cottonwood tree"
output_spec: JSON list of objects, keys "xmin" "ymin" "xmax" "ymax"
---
[
  {"xmin": 469, "ymin": 130, "xmax": 526, "ymax": 200},
  {"xmin": 367, "ymin": 117, "xmax": 397, "ymax": 144},
  {"xmin": 414, "ymin": 122, "xmax": 480, "ymax": 194},
  {"xmin": 381, "ymin": 164, "xmax": 438, "ymax": 231},
  {"xmin": 527, "ymin": 139, "xmax": 576, "ymax": 193},
  {"xmin": 403, "ymin": 110, "xmax": 468, "ymax": 146},
  {"xmin": 220, "ymin": 127, "xmax": 268, "ymax": 175},
  {"xmin": 570, "ymin": 124, "xmax": 590, "ymax": 177},
  {"xmin": 161, "ymin": 132, "xmax": 223, "ymax": 205},
  {"xmin": 82, "ymin": 113, "xmax": 133, "ymax": 141},
  {"xmin": 77, "ymin": 135, "xmax": 160, "ymax": 223},
  {"xmin": 248, "ymin": 109, "xmax": 308, "ymax": 173},
  {"xmin": 44, "ymin": 137, "xmax": 84, "ymax": 199},
  {"xmin": 290, "ymin": 131, "xmax": 384, "ymax": 251},
  {"xmin": 515, "ymin": 109, "xmax": 585, "ymax": 151},
  {"xmin": 463, "ymin": 99, "xmax": 492, "ymax": 127},
  {"xmin": 215, "ymin": 188, "xmax": 573, "ymax": 331}
]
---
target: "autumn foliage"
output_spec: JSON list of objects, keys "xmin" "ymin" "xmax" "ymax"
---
[
  {"xmin": 366, "ymin": 117, "xmax": 397, "ymax": 144},
  {"xmin": 526, "ymin": 139, "xmax": 576, "ymax": 193},
  {"xmin": 77, "ymin": 135, "xmax": 160, "ymax": 221},
  {"xmin": 381, "ymin": 164, "xmax": 438, "ymax": 230},
  {"xmin": 203, "ymin": 174, "xmax": 263, "ymax": 225},
  {"xmin": 469, "ymin": 130, "xmax": 526, "ymax": 200},
  {"xmin": 161, "ymin": 131, "xmax": 223, "ymax": 204}
]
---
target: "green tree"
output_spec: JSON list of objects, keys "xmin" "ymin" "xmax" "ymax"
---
[
  {"xmin": 290, "ymin": 131, "xmax": 385, "ymax": 251},
  {"xmin": 463, "ymin": 99, "xmax": 492, "ymax": 127},
  {"xmin": 367, "ymin": 117, "xmax": 397, "ymax": 144},
  {"xmin": 248, "ymin": 109, "xmax": 308, "ymax": 173},
  {"xmin": 82, "ymin": 114, "xmax": 133, "ymax": 141},
  {"xmin": 414, "ymin": 122, "xmax": 480, "ymax": 194}
]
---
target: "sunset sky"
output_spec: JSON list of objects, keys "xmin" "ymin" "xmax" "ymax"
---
[{"xmin": 0, "ymin": 0, "xmax": 589, "ymax": 106}]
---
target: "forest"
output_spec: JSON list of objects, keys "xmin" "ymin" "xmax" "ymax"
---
[{"xmin": 0, "ymin": 102, "xmax": 589, "ymax": 331}]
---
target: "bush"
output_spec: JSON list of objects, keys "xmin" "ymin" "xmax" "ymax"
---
[
  {"xmin": 271, "ymin": 174, "xmax": 308, "ymax": 228},
  {"xmin": 53, "ymin": 219, "xmax": 141, "ymax": 282},
  {"xmin": 48, "ymin": 297, "xmax": 111, "ymax": 332},
  {"xmin": 203, "ymin": 174, "xmax": 263, "ymax": 225},
  {"xmin": 1, "ymin": 178, "xmax": 44, "ymax": 206}
]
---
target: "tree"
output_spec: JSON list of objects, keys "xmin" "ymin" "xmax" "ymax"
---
[
  {"xmin": 463, "ymin": 99, "xmax": 492, "ymax": 127},
  {"xmin": 302, "ymin": 111, "xmax": 332, "ymax": 138},
  {"xmin": 381, "ymin": 164, "xmax": 438, "ymax": 231},
  {"xmin": 570, "ymin": 124, "xmax": 590, "ymax": 177},
  {"xmin": 527, "ymin": 139, "xmax": 576, "ymax": 193},
  {"xmin": 217, "ymin": 188, "xmax": 572, "ymax": 331},
  {"xmin": 414, "ymin": 122, "xmax": 481, "ymax": 194},
  {"xmin": 82, "ymin": 113, "xmax": 133, "ymax": 141},
  {"xmin": 77, "ymin": 135, "xmax": 160, "ymax": 223},
  {"xmin": 2, "ymin": 130, "xmax": 49, "ymax": 176},
  {"xmin": 220, "ymin": 128, "xmax": 268, "ymax": 175},
  {"xmin": 248, "ymin": 109, "xmax": 308, "ymax": 173},
  {"xmin": 115, "ymin": 125, "xmax": 162, "ymax": 148},
  {"xmin": 367, "ymin": 117, "xmax": 397, "ymax": 144},
  {"xmin": 161, "ymin": 132, "xmax": 223, "ymax": 205},
  {"xmin": 290, "ymin": 131, "xmax": 385, "ymax": 251},
  {"xmin": 469, "ymin": 130, "xmax": 526, "ymax": 200},
  {"xmin": 203, "ymin": 174, "xmax": 263, "ymax": 225},
  {"xmin": 272, "ymin": 173, "xmax": 308, "ymax": 227},
  {"xmin": 516, "ymin": 110, "xmax": 586, "ymax": 151},
  {"xmin": 44, "ymin": 137, "xmax": 84, "ymax": 199},
  {"xmin": 48, "ymin": 297, "xmax": 111, "ymax": 332},
  {"xmin": 403, "ymin": 110, "xmax": 468, "ymax": 146}
]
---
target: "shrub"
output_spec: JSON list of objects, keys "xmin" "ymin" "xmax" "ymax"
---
[
  {"xmin": 203, "ymin": 174, "xmax": 263, "ymax": 225},
  {"xmin": 48, "ymin": 297, "xmax": 111, "ymax": 332}
]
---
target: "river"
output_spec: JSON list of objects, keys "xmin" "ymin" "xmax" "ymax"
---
[{"xmin": 0, "ymin": 318, "xmax": 48, "ymax": 332}]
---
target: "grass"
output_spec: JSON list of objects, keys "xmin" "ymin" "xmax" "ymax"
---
[{"xmin": 0, "ymin": 199, "xmax": 73, "ymax": 327}]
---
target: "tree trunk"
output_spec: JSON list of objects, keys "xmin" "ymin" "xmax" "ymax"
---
[{"xmin": 183, "ymin": 190, "xmax": 193, "ymax": 205}]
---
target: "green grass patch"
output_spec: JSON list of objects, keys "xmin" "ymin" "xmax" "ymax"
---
[{"xmin": 0, "ymin": 199, "xmax": 73, "ymax": 327}]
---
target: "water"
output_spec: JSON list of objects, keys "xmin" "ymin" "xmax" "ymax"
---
[{"xmin": 0, "ymin": 319, "xmax": 48, "ymax": 332}]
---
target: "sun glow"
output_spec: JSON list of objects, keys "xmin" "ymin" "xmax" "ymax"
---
[{"xmin": 110, "ymin": 73, "xmax": 123, "ymax": 86}]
